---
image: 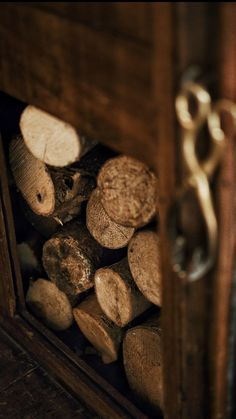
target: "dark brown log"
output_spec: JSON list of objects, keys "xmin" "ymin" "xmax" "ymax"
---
[
  {"xmin": 128, "ymin": 229, "xmax": 161, "ymax": 306},
  {"xmin": 86, "ymin": 188, "xmax": 135, "ymax": 249},
  {"xmin": 9, "ymin": 135, "xmax": 94, "ymax": 221},
  {"xmin": 17, "ymin": 230, "xmax": 44, "ymax": 279},
  {"xmin": 123, "ymin": 314, "xmax": 163, "ymax": 411},
  {"xmin": 42, "ymin": 221, "xmax": 103, "ymax": 305},
  {"xmin": 26, "ymin": 278, "xmax": 73, "ymax": 331},
  {"xmin": 20, "ymin": 105, "xmax": 97, "ymax": 167},
  {"xmin": 97, "ymin": 155, "xmax": 158, "ymax": 228},
  {"xmin": 95, "ymin": 258, "xmax": 151, "ymax": 327},
  {"xmin": 73, "ymin": 293, "xmax": 123, "ymax": 364}
]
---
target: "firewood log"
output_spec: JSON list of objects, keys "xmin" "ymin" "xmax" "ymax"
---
[
  {"xmin": 73, "ymin": 293, "xmax": 123, "ymax": 363},
  {"xmin": 128, "ymin": 229, "xmax": 161, "ymax": 306},
  {"xmin": 26, "ymin": 279, "xmax": 73, "ymax": 331},
  {"xmin": 17, "ymin": 230, "xmax": 44, "ymax": 278},
  {"xmin": 95, "ymin": 258, "xmax": 151, "ymax": 327},
  {"xmin": 9, "ymin": 136, "xmax": 98, "ymax": 222},
  {"xmin": 123, "ymin": 314, "xmax": 163, "ymax": 411},
  {"xmin": 20, "ymin": 105, "xmax": 97, "ymax": 167},
  {"xmin": 97, "ymin": 155, "xmax": 158, "ymax": 228},
  {"xmin": 42, "ymin": 221, "xmax": 103, "ymax": 305},
  {"xmin": 86, "ymin": 188, "xmax": 135, "ymax": 249}
]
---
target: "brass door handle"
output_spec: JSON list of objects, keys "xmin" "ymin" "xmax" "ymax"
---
[{"xmin": 169, "ymin": 82, "xmax": 236, "ymax": 281}]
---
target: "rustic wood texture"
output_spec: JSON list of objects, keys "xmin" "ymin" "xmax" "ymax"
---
[
  {"xmin": 20, "ymin": 105, "xmax": 97, "ymax": 167},
  {"xmin": 73, "ymin": 294, "xmax": 123, "ymax": 364},
  {"xmin": 123, "ymin": 314, "xmax": 162, "ymax": 412},
  {"xmin": 86, "ymin": 188, "xmax": 135, "ymax": 249},
  {"xmin": 209, "ymin": 4, "xmax": 236, "ymax": 419},
  {"xmin": 0, "ymin": 3, "xmax": 157, "ymax": 166},
  {"xmin": 26, "ymin": 279, "xmax": 74, "ymax": 331},
  {"xmin": 97, "ymin": 155, "xmax": 158, "ymax": 228},
  {"xmin": 128, "ymin": 230, "xmax": 161, "ymax": 306},
  {"xmin": 42, "ymin": 222, "xmax": 103, "ymax": 305},
  {"xmin": 0, "ymin": 328, "xmax": 97, "ymax": 419},
  {"xmin": 95, "ymin": 258, "xmax": 151, "ymax": 327}
]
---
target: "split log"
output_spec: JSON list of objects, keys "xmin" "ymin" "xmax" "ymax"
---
[
  {"xmin": 86, "ymin": 188, "xmax": 135, "ymax": 249},
  {"xmin": 123, "ymin": 314, "xmax": 163, "ymax": 411},
  {"xmin": 95, "ymin": 258, "xmax": 151, "ymax": 327},
  {"xmin": 20, "ymin": 105, "xmax": 97, "ymax": 167},
  {"xmin": 42, "ymin": 221, "xmax": 103, "ymax": 305},
  {"xmin": 73, "ymin": 293, "xmax": 123, "ymax": 363},
  {"xmin": 26, "ymin": 279, "xmax": 73, "ymax": 331},
  {"xmin": 97, "ymin": 155, "xmax": 158, "ymax": 228},
  {"xmin": 128, "ymin": 230, "xmax": 161, "ymax": 306},
  {"xmin": 9, "ymin": 136, "xmax": 95, "ymax": 221}
]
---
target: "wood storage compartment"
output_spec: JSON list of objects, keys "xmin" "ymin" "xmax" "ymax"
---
[{"xmin": 0, "ymin": 91, "xmax": 162, "ymax": 418}]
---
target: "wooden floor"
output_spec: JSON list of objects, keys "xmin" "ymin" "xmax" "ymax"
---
[{"xmin": 0, "ymin": 327, "xmax": 98, "ymax": 418}]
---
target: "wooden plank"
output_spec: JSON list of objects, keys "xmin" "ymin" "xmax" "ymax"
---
[
  {"xmin": 25, "ymin": 2, "xmax": 152, "ymax": 44},
  {"xmin": 0, "ymin": 328, "xmax": 37, "ymax": 392},
  {"xmin": 0, "ymin": 367, "xmax": 96, "ymax": 419},
  {"xmin": 0, "ymin": 3, "xmax": 157, "ymax": 166},
  {"xmin": 154, "ymin": 3, "xmax": 219, "ymax": 419},
  {"xmin": 210, "ymin": 4, "xmax": 236, "ymax": 419},
  {"xmin": 1, "ymin": 314, "xmax": 148, "ymax": 419}
]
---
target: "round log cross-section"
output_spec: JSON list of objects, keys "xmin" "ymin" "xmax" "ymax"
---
[{"xmin": 97, "ymin": 155, "xmax": 158, "ymax": 228}]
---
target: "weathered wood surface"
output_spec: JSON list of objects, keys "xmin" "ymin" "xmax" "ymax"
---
[{"xmin": 0, "ymin": 328, "xmax": 97, "ymax": 419}]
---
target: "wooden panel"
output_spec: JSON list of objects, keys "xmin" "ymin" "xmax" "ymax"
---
[
  {"xmin": 210, "ymin": 4, "xmax": 236, "ymax": 419},
  {"xmin": 0, "ymin": 328, "xmax": 37, "ymax": 391},
  {"xmin": 26, "ymin": 2, "xmax": 152, "ymax": 44},
  {"xmin": 0, "ymin": 3, "xmax": 158, "ymax": 166},
  {"xmin": 1, "ymin": 314, "xmax": 148, "ymax": 419}
]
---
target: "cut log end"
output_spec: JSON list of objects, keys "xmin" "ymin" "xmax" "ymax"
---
[
  {"xmin": 128, "ymin": 230, "xmax": 161, "ymax": 306},
  {"xmin": 123, "ymin": 314, "xmax": 163, "ymax": 411},
  {"xmin": 73, "ymin": 294, "xmax": 123, "ymax": 363},
  {"xmin": 26, "ymin": 278, "xmax": 73, "ymax": 331},
  {"xmin": 86, "ymin": 188, "xmax": 135, "ymax": 249},
  {"xmin": 95, "ymin": 258, "xmax": 151, "ymax": 327},
  {"xmin": 9, "ymin": 136, "xmax": 56, "ymax": 216},
  {"xmin": 97, "ymin": 155, "xmax": 158, "ymax": 228},
  {"xmin": 20, "ymin": 105, "xmax": 97, "ymax": 167},
  {"xmin": 42, "ymin": 222, "xmax": 103, "ymax": 305}
]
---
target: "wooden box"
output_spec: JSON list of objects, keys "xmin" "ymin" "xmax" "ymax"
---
[{"xmin": 0, "ymin": 3, "xmax": 236, "ymax": 418}]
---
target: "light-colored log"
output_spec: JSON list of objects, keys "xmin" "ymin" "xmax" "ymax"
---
[
  {"xmin": 123, "ymin": 314, "xmax": 163, "ymax": 411},
  {"xmin": 128, "ymin": 229, "xmax": 161, "ymax": 306},
  {"xmin": 20, "ymin": 105, "xmax": 97, "ymax": 167},
  {"xmin": 97, "ymin": 155, "xmax": 158, "ymax": 228},
  {"xmin": 73, "ymin": 293, "xmax": 123, "ymax": 364},
  {"xmin": 42, "ymin": 222, "xmax": 103, "ymax": 305},
  {"xmin": 26, "ymin": 278, "xmax": 73, "ymax": 331},
  {"xmin": 86, "ymin": 188, "xmax": 135, "ymax": 249},
  {"xmin": 95, "ymin": 258, "xmax": 151, "ymax": 327},
  {"xmin": 9, "ymin": 136, "xmax": 94, "ymax": 220}
]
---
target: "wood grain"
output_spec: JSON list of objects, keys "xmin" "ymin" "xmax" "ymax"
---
[{"xmin": 0, "ymin": 3, "xmax": 157, "ymax": 166}]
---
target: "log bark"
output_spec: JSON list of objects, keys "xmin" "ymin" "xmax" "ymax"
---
[
  {"xmin": 20, "ymin": 105, "xmax": 97, "ymax": 167},
  {"xmin": 123, "ymin": 314, "xmax": 163, "ymax": 411},
  {"xmin": 86, "ymin": 188, "xmax": 135, "ymax": 249},
  {"xmin": 9, "ymin": 136, "xmax": 95, "ymax": 221},
  {"xmin": 95, "ymin": 258, "xmax": 151, "ymax": 327},
  {"xmin": 97, "ymin": 155, "xmax": 158, "ymax": 228},
  {"xmin": 73, "ymin": 293, "xmax": 123, "ymax": 363},
  {"xmin": 26, "ymin": 278, "xmax": 73, "ymax": 331},
  {"xmin": 128, "ymin": 229, "xmax": 161, "ymax": 306},
  {"xmin": 42, "ymin": 221, "xmax": 103, "ymax": 305}
]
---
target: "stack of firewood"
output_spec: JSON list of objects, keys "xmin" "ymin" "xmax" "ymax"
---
[{"xmin": 9, "ymin": 105, "xmax": 163, "ymax": 411}]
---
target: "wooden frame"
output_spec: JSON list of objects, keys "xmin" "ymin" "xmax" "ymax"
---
[{"xmin": 0, "ymin": 3, "xmax": 235, "ymax": 418}]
